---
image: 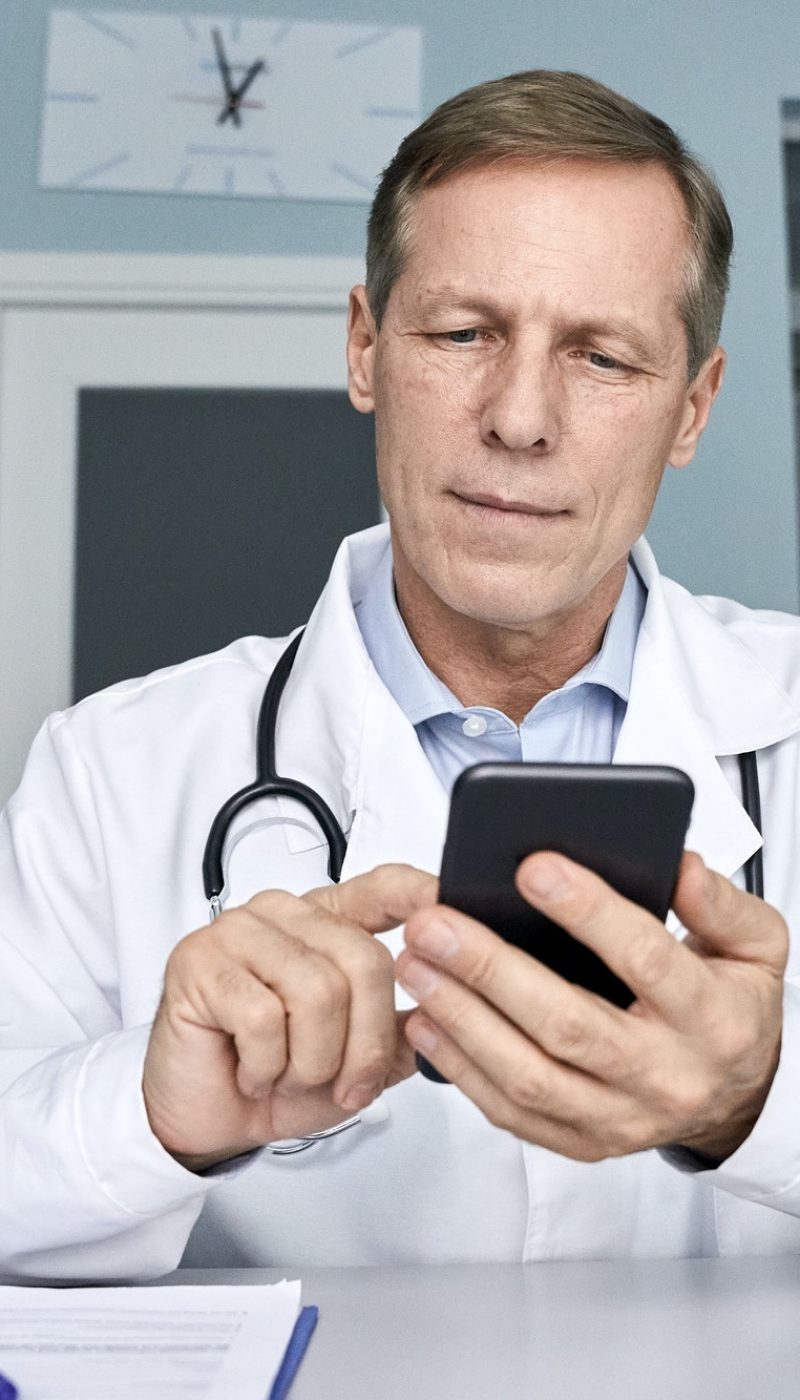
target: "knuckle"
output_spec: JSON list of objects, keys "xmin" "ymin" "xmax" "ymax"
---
[
  {"xmin": 299, "ymin": 958, "xmax": 350, "ymax": 1015},
  {"xmin": 237, "ymin": 997, "xmax": 282, "ymax": 1042},
  {"xmin": 547, "ymin": 1008, "xmax": 593, "ymax": 1061},
  {"xmin": 238, "ymin": 1066, "xmax": 278, "ymax": 1099},
  {"xmin": 466, "ymin": 940, "xmax": 499, "ymax": 988},
  {"xmin": 374, "ymin": 861, "xmax": 416, "ymax": 885},
  {"xmin": 511, "ymin": 1063, "xmax": 552, "ymax": 1115},
  {"xmin": 432, "ymin": 993, "xmax": 470, "ymax": 1042},
  {"xmin": 342, "ymin": 933, "xmax": 394, "ymax": 984},
  {"xmin": 660, "ymin": 1073, "xmax": 709, "ymax": 1124},
  {"xmin": 709, "ymin": 1015, "xmax": 754, "ymax": 1066},
  {"xmin": 298, "ymin": 1055, "xmax": 340, "ymax": 1089},
  {"xmin": 567, "ymin": 881, "xmax": 606, "ymax": 928},
  {"xmin": 378, "ymin": 863, "xmax": 438, "ymax": 918},
  {"xmin": 625, "ymin": 931, "xmax": 673, "ymax": 989},
  {"xmin": 350, "ymin": 1041, "xmax": 394, "ymax": 1082},
  {"xmin": 245, "ymin": 887, "xmax": 298, "ymax": 923},
  {"xmin": 592, "ymin": 1030, "xmax": 628, "ymax": 1081}
]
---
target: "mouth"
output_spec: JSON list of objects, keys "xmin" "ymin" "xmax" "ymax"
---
[{"xmin": 453, "ymin": 491, "xmax": 569, "ymax": 518}]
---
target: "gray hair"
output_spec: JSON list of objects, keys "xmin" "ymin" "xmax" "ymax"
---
[{"xmin": 366, "ymin": 70, "xmax": 733, "ymax": 381}]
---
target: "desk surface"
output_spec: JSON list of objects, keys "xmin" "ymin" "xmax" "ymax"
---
[{"xmin": 161, "ymin": 1256, "xmax": 800, "ymax": 1400}]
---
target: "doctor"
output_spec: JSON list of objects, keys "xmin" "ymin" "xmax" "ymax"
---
[{"xmin": 3, "ymin": 70, "xmax": 800, "ymax": 1282}]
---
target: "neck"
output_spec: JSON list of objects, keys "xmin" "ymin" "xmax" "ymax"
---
[{"xmin": 392, "ymin": 552, "xmax": 628, "ymax": 727}]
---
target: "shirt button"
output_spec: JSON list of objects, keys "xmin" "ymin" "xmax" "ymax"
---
[{"xmin": 462, "ymin": 714, "xmax": 488, "ymax": 738}]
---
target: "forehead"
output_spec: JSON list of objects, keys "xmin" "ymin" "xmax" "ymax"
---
[{"xmin": 395, "ymin": 158, "xmax": 690, "ymax": 331}]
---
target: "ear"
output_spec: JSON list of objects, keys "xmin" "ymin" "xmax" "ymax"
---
[
  {"xmin": 347, "ymin": 285, "xmax": 378, "ymax": 414},
  {"xmin": 667, "ymin": 346, "xmax": 726, "ymax": 469}
]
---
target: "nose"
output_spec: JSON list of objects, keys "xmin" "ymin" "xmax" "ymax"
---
[{"xmin": 479, "ymin": 337, "xmax": 560, "ymax": 452}]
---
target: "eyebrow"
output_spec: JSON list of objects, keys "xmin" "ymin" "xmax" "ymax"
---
[
  {"xmin": 414, "ymin": 287, "xmax": 499, "ymax": 319},
  {"xmin": 413, "ymin": 288, "xmax": 667, "ymax": 369}
]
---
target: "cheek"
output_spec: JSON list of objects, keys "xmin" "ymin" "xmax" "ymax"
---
[
  {"xmin": 577, "ymin": 390, "xmax": 676, "ymax": 493},
  {"xmin": 377, "ymin": 345, "xmax": 482, "ymax": 433},
  {"xmin": 374, "ymin": 364, "xmax": 463, "ymax": 501},
  {"xmin": 552, "ymin": 400, "xmax": 672, "ymax": 557}
]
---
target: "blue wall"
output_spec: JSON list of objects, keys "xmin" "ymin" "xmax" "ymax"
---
[{"xmin": 2, "ymin": 0, "xmax": 799, "ymax": 610}]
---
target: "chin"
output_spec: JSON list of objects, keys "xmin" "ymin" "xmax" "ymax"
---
[{"xmin": 430, "ymin": 564, "xmax": 564, "ymax": 631}]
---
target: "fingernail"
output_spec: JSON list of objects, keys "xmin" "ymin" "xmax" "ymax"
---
[
  {"xmin": 410, "ymin": 916, "xmax": 460, "ymax": 959},
  {"xmin": 340, "ymin": 1080, "xmax": 381, "ymax": 1113},
  {"xmin": 521, "ymin": 856, "xmax": 573, "ymax": 901},
  {"xmin": 397, "ymin": 957, "xmax": 441, "ymax": 999}
]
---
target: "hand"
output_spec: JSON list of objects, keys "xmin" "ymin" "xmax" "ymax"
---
[
  {"xmin": 143, "ymin": 864, "xmax": 437, "ymax": 1170},
  {"xmin": 397, "ymin": 851, "xmax": 788, "ymax": 1164}
]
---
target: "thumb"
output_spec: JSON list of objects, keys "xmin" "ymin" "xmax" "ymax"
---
[{"xmin": 674, "ymin": 851, "xmax": 788, "ymax": 975}]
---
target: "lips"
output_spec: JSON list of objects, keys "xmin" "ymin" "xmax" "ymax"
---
[{"xmin": 456, "ymin": 491, "xmax": 566, "ymax": 515}]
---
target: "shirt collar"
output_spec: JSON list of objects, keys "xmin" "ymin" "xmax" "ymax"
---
[{"xmin": 355, "ymin": 539, "xmax": 646, "ymax": 728}]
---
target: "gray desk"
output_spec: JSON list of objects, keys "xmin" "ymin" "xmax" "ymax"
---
[{"xmin": 162, "ymin": 1257, "xmax": 800, "ymax": 1399}]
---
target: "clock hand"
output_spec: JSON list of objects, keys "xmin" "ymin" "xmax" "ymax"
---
[
  {"xmin": 171, "ymin": 94, "xmax": 266, "ymax": 110},
  {"xmin": 218, "ymin": 59, "xmax": 267, "ymax": 126},
  {"xmin": 211, "ymin": 27, "xmax": 241, "ymax": 128}
]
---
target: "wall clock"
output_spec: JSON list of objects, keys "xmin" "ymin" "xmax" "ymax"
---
[{"xmin": 39, "ymin": 10, "xmax": 422, "ymax": 200}]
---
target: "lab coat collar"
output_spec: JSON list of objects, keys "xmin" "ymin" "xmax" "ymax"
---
[
  {"xmin": 274, "ymin": 526, "xmax": 800, "ymax": 884},
  {"xmin": 629, "ymin": 538, "xmax": 800, "ymax": 754}
]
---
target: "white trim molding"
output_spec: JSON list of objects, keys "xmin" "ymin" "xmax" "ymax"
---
[{"xmin": 0, "ymin": 251, "xmax": 365, "ymax": 309}]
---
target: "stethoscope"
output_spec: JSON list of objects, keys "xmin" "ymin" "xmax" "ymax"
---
[{"xmin": 202, "ymin": 628, "xmax": 765, "ymax": 1153}]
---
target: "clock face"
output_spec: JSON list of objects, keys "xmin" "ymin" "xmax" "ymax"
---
[{"xmin": 39, "ymin": 10, "xmax": 422, "ymax": 200}]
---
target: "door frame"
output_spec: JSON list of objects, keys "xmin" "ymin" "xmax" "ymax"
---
[{"xmin": 0, "ymin": 252, "xmax": 363, "ymax": 801}]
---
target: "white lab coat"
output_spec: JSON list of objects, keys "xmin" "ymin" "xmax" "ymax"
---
[{"xmin": 3, "ymin": 522, "xmax": 800, "ymax": 1282}]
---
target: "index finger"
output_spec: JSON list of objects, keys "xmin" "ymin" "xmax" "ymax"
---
[
  {"xmin": 304, "ymin": 863, "xmax": 439, "ymax": 934},
  {"xmin": 515, "ymin": 851, "xmax": 710, "ymax": 1027}
]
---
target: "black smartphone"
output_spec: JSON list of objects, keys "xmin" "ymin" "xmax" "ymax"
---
[{"xmin": 416, "ymin": 762, "xmax": 694, "ymax": 1083}]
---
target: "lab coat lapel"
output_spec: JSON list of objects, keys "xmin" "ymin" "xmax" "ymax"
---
[
  {"xmin": 342, "ymin": 664, "xmax": 449, "ymax": 880},
  {"xmin": 270, "ymin": 524, "xmax": 447, "ymax": 879},
  {"xmin": 618, "ymin": 541, "xmax": 800, "ymax": 884},
  {"xmin": 613, "ymin": 626, "xmax": 761, "ymax": 883}
]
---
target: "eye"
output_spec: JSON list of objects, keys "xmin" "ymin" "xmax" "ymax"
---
[
  {"xmin": 587, "ymin": 350, "xmax": 624, "ymax": 371},
  {"xmin": 445, "ymin": 328, "xmax": 480, "ymax": 344}
]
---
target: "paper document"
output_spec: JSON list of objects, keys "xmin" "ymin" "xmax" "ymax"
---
[{"xmin": 0, "ymin": 1280, "xmax": 302, "ymax": 1399}]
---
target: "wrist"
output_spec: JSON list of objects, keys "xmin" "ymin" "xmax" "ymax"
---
[{"xmin": 173, "ymin": 1146, "xmax": 259, "ymax": 1174}]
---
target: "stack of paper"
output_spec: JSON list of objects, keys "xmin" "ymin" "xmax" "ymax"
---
[{"xmin": 0, "ymin": 1280, "xmax": 315, "ymax": 1399}]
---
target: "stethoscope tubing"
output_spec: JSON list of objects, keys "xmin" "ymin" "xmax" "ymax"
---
[{"xmin": 203, "ymin": 629, "xmax": 346, "ymax": 910}]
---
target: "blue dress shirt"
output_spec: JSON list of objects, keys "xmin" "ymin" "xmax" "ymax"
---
[{"xmin": 355, "ymin": 540, "xmax": 646, "ymax": 793}]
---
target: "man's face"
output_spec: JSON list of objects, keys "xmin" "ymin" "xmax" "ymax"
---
[{"xmin": 347, "ymin": 158, "xmax": 724, "ymax": 634}]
